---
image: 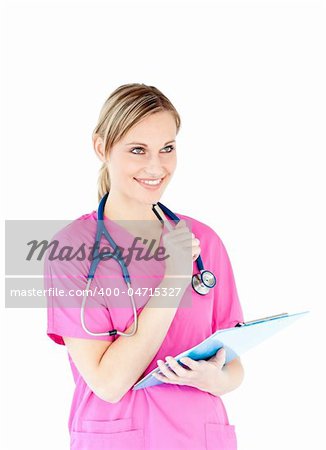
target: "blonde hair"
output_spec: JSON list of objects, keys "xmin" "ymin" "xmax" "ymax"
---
[{"xmin": 92, "ymin": 83, "xmax": 181, "ymax": 202}]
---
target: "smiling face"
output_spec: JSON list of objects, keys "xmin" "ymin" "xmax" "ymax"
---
[{"xmin": 96, "ymin": 111, "xmax": 178, "ymax": 213}]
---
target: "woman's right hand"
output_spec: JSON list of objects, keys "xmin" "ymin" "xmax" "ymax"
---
[{"xmin": 162, "ymin": 219, "xmax": 201, "ymax": 284}]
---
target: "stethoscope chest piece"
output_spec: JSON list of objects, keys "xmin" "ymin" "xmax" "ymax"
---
[{"xmin": 191, "ymin": 270, "xmax": 217, "ymax": 295}]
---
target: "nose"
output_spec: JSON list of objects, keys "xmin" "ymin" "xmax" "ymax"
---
[{"xmin": 144, "ymin": 152, "xmax": 165, "ymax": 177}]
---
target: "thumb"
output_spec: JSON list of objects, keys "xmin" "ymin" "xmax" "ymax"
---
[
  {"xmin": 211, "ymin": 348, "xmax": 226, "ymax": 367},
  {"xmin": 176, "ymin": 219, "xmax": 186, "ymax": 228}
]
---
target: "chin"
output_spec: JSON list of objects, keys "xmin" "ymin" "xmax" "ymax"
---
[
  {"xmin": 139, "ymin": 193, "xmax": 163, "ymax": 205},
  {"xmin": 132, "ymin": 178, "xmax": 168, "ymax": 204}
]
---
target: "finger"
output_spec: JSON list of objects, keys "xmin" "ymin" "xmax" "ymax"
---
[
  {"xmin": 156, "ymin": 360, "xmax": 178, "ymax": 380},
  {"xmin": 175, "ymin": 219, "xmax": 187, "ymax": 228},
  {"xmin": 166, "ymin": 230, "xmax": 192, "ymax": 242},
  {"xmin": 192, "ymin": 248, "xmax": 201, "ymax": 261},
  {"xmin": 182, "ymin": 238, "xmax": 200, "ymax": 247},
  {"xmin": 217, "ymin": 347, "xmax": 226, "ymax": 362},
  {"xmin": 183, "ymin": 239, "xmax": 201, "ymax": 260},
  {"xmin": 179, "ymin": 356, "xmax": 201, "ymax": 371},
  {"xmin": 171, "ymin": 220, "xmax": 191, "ymax": 236},
  {"xmin": 168, "ymin": 221, "xmax": 187, "ymax": 235},
  {"xmin": 169, "ymin": 234, "xmax": 193, "ymax": 244},
  {"xmin": 152, "ymin": 372, "xmax": 177, "ymax": 384},
  {"xmin": 165, "ymin": 356, "xmax": 190, "ymax": 377},
  {"xmin": 210, "ymin": 348, "xmax": 226, "ymax": 368},
  {"xmin": 192, "ymin": 243, "xmax": 201, "ymax": 261}
]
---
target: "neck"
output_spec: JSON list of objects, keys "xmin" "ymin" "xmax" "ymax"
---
[
  {"xmin": 103, "ymin": 191, "xmax": 164, "ymax": 243},
  {"xmin": 103, "ymin": 190, "xmax": 162, "ymax": 224}
]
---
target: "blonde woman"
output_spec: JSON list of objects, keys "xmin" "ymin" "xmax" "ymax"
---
[{"xmin": 45, "ymin": 83, "xmax": 245, "ymax": 450}]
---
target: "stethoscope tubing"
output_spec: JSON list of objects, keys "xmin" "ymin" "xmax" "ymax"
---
[{"xmin": 80, "ymin": 193, "xmax": 216, "ymax": 337}]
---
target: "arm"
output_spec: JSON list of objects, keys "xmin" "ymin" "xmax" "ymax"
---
[
  {"xmin": 63, "ymin": 277, "xmax": 189, "ymax": 403},
  {"xmin": 209, "ymin": 357, "xmax": 245, "ymax": 397}
]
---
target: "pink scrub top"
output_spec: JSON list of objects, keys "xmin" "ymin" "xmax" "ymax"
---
[{"xmin": 45, "ymin": 209, "xmax": 244, "ymax": 450}]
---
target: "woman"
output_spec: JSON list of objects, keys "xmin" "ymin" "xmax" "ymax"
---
[{"xmin": 45, "ymin": 83, "xmax": 245, "ymax": 450}]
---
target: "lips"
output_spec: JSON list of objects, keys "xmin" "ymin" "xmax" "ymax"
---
[{"xmin": 133, "ymin": 176, "xmax": 165, "ymax": 189}]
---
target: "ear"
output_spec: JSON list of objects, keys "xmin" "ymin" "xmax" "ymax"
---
[{"xmin": 92, "ymin": 133, "xmax": 106, "ymax": 163}]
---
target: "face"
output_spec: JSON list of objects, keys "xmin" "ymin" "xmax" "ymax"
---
[{"xmin": 96, "ymin": 111, "xmax": 177, "ymax": 206}]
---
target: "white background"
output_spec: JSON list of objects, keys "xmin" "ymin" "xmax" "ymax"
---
[{"xmin": 2, "ymin": 0, "xmax": 326, "ymax": 449}]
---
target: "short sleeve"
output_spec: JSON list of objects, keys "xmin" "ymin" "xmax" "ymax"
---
[
  {"xmin": 212, "ymin": 235, "xmax": 244, "ymax": 332},
  {"xmin": 44, "ymin": 232, "xmax": 116, "ymax": 346}
]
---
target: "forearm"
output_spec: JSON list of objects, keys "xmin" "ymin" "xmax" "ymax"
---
[
  {"xmin": 209, "ymin": 357, "xmax": 245, "ymax": 397},
  {"xmin": 97, "ymin": 277, "xmax": 189, "ymax": 402}
]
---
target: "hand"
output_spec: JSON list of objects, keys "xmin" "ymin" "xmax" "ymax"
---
[
  {"xmin": 152, "ymin": 348, "xmax": 229, "ymax": 396},
  {"xmin": 163, "ymin": 219, "xmax": 201, "ymax": 281}
]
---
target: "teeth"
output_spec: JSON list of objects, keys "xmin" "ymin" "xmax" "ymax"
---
[{"xmin": 136, "ymin": 178, "xmax": 163, "ymax": 186}]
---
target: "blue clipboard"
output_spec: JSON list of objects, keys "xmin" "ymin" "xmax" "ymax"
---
[{"xmin": 132, "ymin": 310, "xmax": 309, "ymax": 391}]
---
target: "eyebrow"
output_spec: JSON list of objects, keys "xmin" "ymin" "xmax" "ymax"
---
[{"xmin": 125, "ymin": 140, "xmax": 176, "ymax": 147}]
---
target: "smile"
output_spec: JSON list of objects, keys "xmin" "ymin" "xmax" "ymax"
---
[{"xmin": 134, "ymin": 177, "xmax": 165, "ymax": 188}]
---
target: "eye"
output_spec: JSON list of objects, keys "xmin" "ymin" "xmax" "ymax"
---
[
  {"xmin": 130, "ymin": 147, "xmax": 145, "ymax": 154},
  {"xmin": 161, "ymin": 145, "xmax": 175, "ymax": 153},
  {"xmin": 130, "ymin": 145, "xmax": 175, "ymax": 155}
]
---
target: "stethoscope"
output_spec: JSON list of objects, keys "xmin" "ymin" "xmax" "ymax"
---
[{"xmin": 81, "ymin": 192, "xmax": 217, "ymax": 337}]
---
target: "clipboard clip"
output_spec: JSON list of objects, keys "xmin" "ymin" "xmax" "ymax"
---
[{"xmin": 235, "ymin": 312, "xmax": 289, "ymax": 327}]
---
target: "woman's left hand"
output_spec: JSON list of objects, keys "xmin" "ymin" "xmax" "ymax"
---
[{"xmin": 152, "ymin": 348, "xmax": 229, "ymax": 396}]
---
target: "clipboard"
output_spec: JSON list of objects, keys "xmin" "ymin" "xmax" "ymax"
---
[{"xmin": 132, "ymin": 310, "xmax": 309, "ymax": 391}]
